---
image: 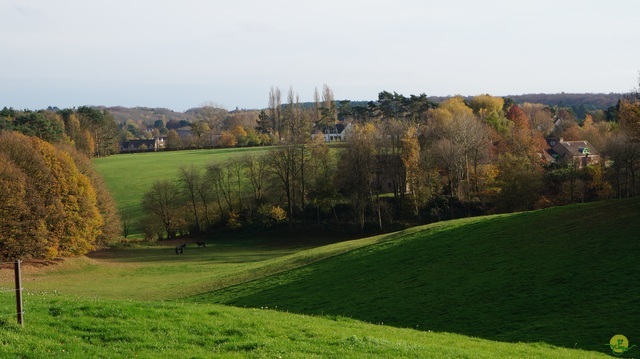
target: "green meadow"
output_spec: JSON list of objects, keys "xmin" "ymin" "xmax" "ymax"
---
[
  {"xmin": 0, "ymin": 148, "xmax": 636, "ymax": 357},
  {"xmin": 0, "ymin": 292, "xmax": 605, "ymax": 358},
  {"xmin": 93, "ymin": 147, "xmax": 271, "ymax": 235},
  {"xmin": 1, "ymin": 198, "xmax": 637, "ymax": 357},
  {"xmin": 190, "ymin": 198, "xmax": 640, "ymax": 355}
]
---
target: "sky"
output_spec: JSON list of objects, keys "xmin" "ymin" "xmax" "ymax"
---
[{"xmin": 1, "ymin": 0, "xmax": 639, "ymax": 111}]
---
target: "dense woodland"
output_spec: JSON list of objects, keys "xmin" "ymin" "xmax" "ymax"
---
[{"xmin": 1, "ymin": 85, "xmax": 640, "ymax": 256}]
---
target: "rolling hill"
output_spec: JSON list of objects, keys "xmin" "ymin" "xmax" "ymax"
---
[
  {"xmin": 1, "ymin": 198, "xmax": 635, "ymax": 357},
  {"xmin": 189, "ymin": 198, "xmax": 640, "ymax": 355}
]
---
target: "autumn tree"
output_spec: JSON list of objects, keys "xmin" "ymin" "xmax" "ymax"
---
[
  {"xmin": 336, "ymin": 123, "xmax": 377, "ymax": 229},
  {"xmin": 166, "ymin": 129, "xmax": 181, "ymax": 150},
  {"xmin": 505, "ymin": 104, "xmax": 547, "ymax": 159},
  {"xmin": 307, "ymin": 133, "xmax": 339, "ymax": 224},
  {"xmin": 191, "ymin": 120, "xmax": 211, "ymax": 148},
  {"xmin": 619, "ymin": 99, "xmax": 640, "ymax": 142},
  {"xmin": 62, "ymin": 112, "xmax": 94, "ymax": 156},
  {"xmin": 60, "ymin": 143, "xmax": 122, "ymax": 247},
  {"xmin": 198, "ymin": 103, "xmax": 227, "ymax": 146},
  {"xmin": 0, "ymin": 152, "xmax": 47, "ymax": 259},
  {"xmin": 521, "ymin": 103, "xmax": 554, "ymax": 136},
  {"xmin": 494, "ymin": 153, "xmax": 543, "ymax": 212},
  {"xmin": 218, "ymin": 130, "xmax": 237, "ymax": 147},
  {"xmin": 427, "ymin": 98, "xmax": 490, "ymax": 203},
  {"xmin": 76, "ymin": 106, "xmax": 119, "ymax": 157},
  {"xmin": 604, "ymin": 133, "xmax": 640, "ymax": 198},
  {"xmin": 0, "ymin": 132, "xmax": 103, "ymax": 259},
  {"xmin": 231, "ymin": 126, "xmax": 248, "ymax": 146},
  {"xmin": 580, "ymin": 114, "xmax": 610, "ymax": 151},
  {"xmin": 401, "ymin": 126, "xmax": 423, "ymax": 216},
  {"xmin": 469, "ymin": 95, "xmax": 504, "ymax": 121}
]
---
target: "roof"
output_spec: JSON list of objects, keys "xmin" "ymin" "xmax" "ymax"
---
[{"xmin": 551, "ymin": 140, "xmax": 598, "ymax": 159}]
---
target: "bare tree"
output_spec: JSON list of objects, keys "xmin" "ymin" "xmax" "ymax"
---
[
  {"xmin": 243, "ymin": 153, "xmax": 269, "ymax": 213},
  {"xmin": 177, "ymin": 165, "xmax": 207, "ymax": 234},
  {"xmin": 436, "ymin": 113, "xmax": 490, "ymax": 200},
  {"xmin": 268, "ymin": 86, "xmax": 282, "ymax": 140},
  {"xmin": 199, "ymin": 102, "xmax": 227, "ymax": 146},
  {"xmin": 141, "ymin": 180, "xmax": 183, "ymax": 239},
  {"xmin": 282, "ymin": 87, "xmax": 310, "ymax": 143},
  {"xmin": 268, "ymin": 144, "xmax": 301, "ymax": 223},
  {"xmin": 207, "ymin": 163, "xmax": 235, "ymax": 219}
]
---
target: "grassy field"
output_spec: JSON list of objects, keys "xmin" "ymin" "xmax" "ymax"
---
[
  {"xmin": 187, "ymin": 198, "xmax": 640, "ymax": 355},
  {"xmin": 4, "ymin": 233, "xmax": 403, "ymax": 301},
  {"xmin": 1, "ymin": 198, "xmax": 636, "ymax": 357},
  {"xmin": 93, "ymin": 147, "xmax": 271, "ymax": 236},
  {"xmin": 0, "ymin": 293, "xmax": 607, "ymax": 358}
]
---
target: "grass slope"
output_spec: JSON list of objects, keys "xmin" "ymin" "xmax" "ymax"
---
[
  {"xmin": 93, "ymin": 147, "xmax": 270, "ymax": 235},
  {"xmin": 189, "ymin": 198, "xmax": 640, "ymax": 355},
  {"xmin": 0, "ymin": 293, "xmax": 607, "ymax": 358},
  {"xmin": 4, "ymin": 233, "xmax": 406, "ymax": 301}
]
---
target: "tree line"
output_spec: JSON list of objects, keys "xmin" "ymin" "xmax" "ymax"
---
[
  {"xmin": 139, "ymin": 82, "xmax": 640, "ymax": 240},
  {"xmin": 0, "ymin": 106, "xmax": 120, "ymax": 157},
  {"xmin": 2, "ymin": 81, "xmax": 640, "ymax": 254}
]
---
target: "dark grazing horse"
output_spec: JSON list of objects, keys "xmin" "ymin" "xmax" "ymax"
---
[
  {"xmin": 196, "ymin": 241, "xmax": 206, "ymax": 248},
  {"xmin": 175, "ymin": 243, "xmax": 186, "ymax": 254}
]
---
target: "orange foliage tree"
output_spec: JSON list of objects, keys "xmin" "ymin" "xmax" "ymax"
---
[{"xmin": 0, "ymin": 131, "xmax": 104, "ymax": 259}]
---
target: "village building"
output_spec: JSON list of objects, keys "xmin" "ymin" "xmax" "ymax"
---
[
  {"xmin": 120, "ymin": 137, "xmax": 164, "ymax": 153},
  {"xmin": 545, "ymin": 138, "xmax": 599, "ymax": 168},
  {"xmin": 311, "ymin": 123, "xmax": 352, "ymax": 142}
]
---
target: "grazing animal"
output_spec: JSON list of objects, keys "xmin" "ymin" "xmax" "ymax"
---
[
  {"xmin": 196, "ymin": 241, "xmax": 206, "ymax": 248},
  {"xmin": 175, "ymin": 244, "xmax": 186, "ymax": 254}
]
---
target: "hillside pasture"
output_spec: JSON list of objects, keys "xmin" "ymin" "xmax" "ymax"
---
[
  {"xmin": 189, "ymin": 198, "xmax": 640, "ymax": 355},
  {"xmin": 1, "ymin": 198, "xmax": 636, "ymax": 357},
  {"xmin": 1, "ymin": 230, "xmax": 417, "ymax": 301},
  {"xmin": 0, "ymin": 293, "xmax": 607, "ymax": 358},
  {"xmin": 93, "ymin": 147, "xmax": 271, "ymax": 236}
]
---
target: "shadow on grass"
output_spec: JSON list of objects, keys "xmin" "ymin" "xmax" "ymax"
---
[{"xmin": 189, "ymin": 199, "xmax": 640, "ymax": 355}]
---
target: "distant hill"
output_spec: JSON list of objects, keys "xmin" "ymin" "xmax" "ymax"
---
[
  {"xmin": 99, "ymin": 106, "xmax": 200, "ymax": 124},
  {"xmin": 100, "ymin": 93, "xmax": 625, "ymax": 124},
  {"xmin": 507, "ymin": 92, "xmax": 624, "ymax": 108},
  {"xmin": 427, "ymin": 92, "xmax": 624, "ymax": 109}
]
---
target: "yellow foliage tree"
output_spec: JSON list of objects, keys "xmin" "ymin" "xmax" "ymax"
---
[
  {"xmin": 219, "ymin": 131, "xmax": 237, "ymax": 147},
  {"xmin": 469, "ymin": 94, "xmax": 504, "ymax": 119},
  {"xmin": 0, "ymin": 131, "xmax": 103, "ymax": 259},
  {"xmin": 440, "ymin": 96, "xmax": 474, "ymax": 118},
  {"xmin": 619, "ymin": 99, "xmax": 640, "ymax": 141}
]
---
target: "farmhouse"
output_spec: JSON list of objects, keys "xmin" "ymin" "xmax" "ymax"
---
[
  {"xmin": 546, "ymin": 138, "xmax": 599, "ymax": 168},
  {"xmin": 120, "ymin": 138, "xmax": 162, "ymax": 153},
  {"xmin": 311, "ymin": 123, "xmax": 352, "ymax": 142}
]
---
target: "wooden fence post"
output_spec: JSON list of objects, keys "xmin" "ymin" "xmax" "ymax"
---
[{"xmin": 14, "ymin": 260, "xmax": 23, "ymax": 325}]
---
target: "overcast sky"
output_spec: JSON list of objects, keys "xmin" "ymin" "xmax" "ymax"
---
[{"xmin": 1, "ymin": 0, "xmax": 639, "ymax": 111}]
